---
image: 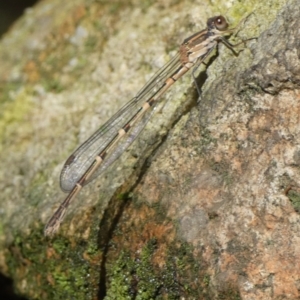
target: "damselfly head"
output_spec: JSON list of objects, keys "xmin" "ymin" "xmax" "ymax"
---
[{"xmin": 207, "ymin": 15, "xmax": 229, "ymax": 31}]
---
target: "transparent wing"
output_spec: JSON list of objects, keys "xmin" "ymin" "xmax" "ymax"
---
[{"xmin": 60, "ymin": 52, "xmax": 182, "ymax": 192}]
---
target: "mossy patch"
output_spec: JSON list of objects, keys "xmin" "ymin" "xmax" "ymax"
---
[
  {"xmin": 6, "ymin": 229, "xmax": 100, "ymax": 300},
  {"xmin": 287, "ymin": 189, "xmax": 300, "ymax": 212},
  {"xmin": 105, "ymin": 240, "xmax": 214, "ymax": 299}
]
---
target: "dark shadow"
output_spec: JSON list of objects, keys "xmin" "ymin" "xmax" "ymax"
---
[
  {"xmin": 0, "ymin": 0, "xmax": 39, "ymax": 38},
  {"xmin": 0, "ymin": 273, "xmax": 28, "ymax": 300},
  {"xmin": 97, "ymin": 191, "xmax": 132, "ymax": 299}
]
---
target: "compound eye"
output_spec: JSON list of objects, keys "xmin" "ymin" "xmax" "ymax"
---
[{"xmin": 215, "ymin": 15, "xmax": 228, "ymax": 30}]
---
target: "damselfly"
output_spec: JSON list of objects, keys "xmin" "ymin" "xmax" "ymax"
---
[{"xmin": 45, "ymin": 15, "xmax": 250, "ymax": 236}]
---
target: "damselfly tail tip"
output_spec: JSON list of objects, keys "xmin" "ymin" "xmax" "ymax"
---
[
  {"xmin": 44, "ymin": 205, "xmax": 68, "ymax": 237},
  {"xmin": 44, "ymin": 222, "xmax": 61, "ymax": 237},
  {"xmin": 44, "ymin": 213, "xmax": 65, "ymax": 237}
]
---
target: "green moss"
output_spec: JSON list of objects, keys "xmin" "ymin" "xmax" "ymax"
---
[
  {"xmin": 6, "ymin": 229, "xmax": 100, "ymax": 300},
  {"xmin": 25, "ymin": 171, "xmax": 48, "ymax": 207},
  {"xmin": 218, "ymin": 287, "xmax": 242, "ymax": 300},
  {"xmin": 106, "ymin": 240, "xmax": 213, "ymax": 299},
  {"xmin": 203, "ymin": 274, "xmax": 210, "ymax": 286},
  {"xmin": 200, "ymin": 128, "xmax": 217, "ymax": 147},
  {"xmin": 105, "ymin": 251, "xmax": 133, "ymax": 299},
  {"xmin": 96, "ymin": 0, "xmax": 134, "ymax": 14},
  {"xmin": 140, "ymin": 0, "xmax": 156, "ymax": 13},
  {"xmin": 85, "ymin": 35, "xmax": 98, "ymax": 51},
  {"xmin": 135, "ymin": 239, "xmax": 160, "ymax": 300},
  {"xmin": 227, "ymin": 0, "xmax": 285, "ymax": 29},
  {"xmin": 86, "ymin": 242, "xmax": 98, "ymax": 255},
  {"xmin": 287, "ymin": 190, "xmax": 300, "ymax": 212},
  {"xmin": 105, "ymin": 239, "xmax": 244, "ymax": 300},
  {"xmin": 0, "ymin": 222, "xmax": 3, "ymax": 237},
  {"xmin": 0, "ymin": 87, "xmax": 33, "ymax": 149},
  {"xmin": 106, "ymin": 239, "xmax": 160, "ymax": 300},
  {"xmin": 0, "ymin": 82, "xmax": 22, "ymax": 105},
  {"xmin": 116, "ymin": 192, "xmax": 130, "ymax": 201},
  {"xmin": 42, "ymin": 78, "xmax": 65, "ymax": 93}
]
